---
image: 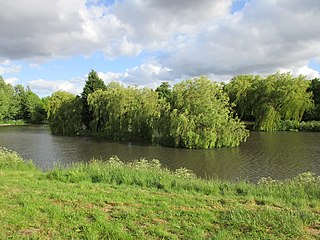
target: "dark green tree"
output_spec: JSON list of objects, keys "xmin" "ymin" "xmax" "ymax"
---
[
  {"xmin": 81, "ymin": 70, "xmax": 106, "ymax": 129},
  {"xmin": 155, "ymin": 82, "xmax": 172, "ymax": 101},
  {"xmin": 303, "ymin": 78, "xmax": 320, "ymax": 121}
]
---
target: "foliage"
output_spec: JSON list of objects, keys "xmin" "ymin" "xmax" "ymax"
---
[
  {"xmin": 224, "ymin": 74, "xmax": 260, "ymax": 120},
  {"xmin": 87, "ymin": 83, "xmax": 159, "ymax": 140},
  {"xmin": 0, "ymin": 147, "xmax": 35, "ymax": 170},
  {"xmin": 226, "ymin": 72, "xmax": 313, "ymax": 131},
  {"xmin": 303, "ymin": 78, "xmax": 320, "ymax": 121},
  {"xmin": 47, "ymin": 91, "xmax": 83, "ymax": 135},
  {"xmin": 299, "ymin": 121, "xmax": 320, "ymax": 131},
  {"xmin": 269, "ymin": 120, "xmax": 320, "ymax": 132},
  {"xmin": 21, "ymin": 87, "xmax": 46, "ymax": 123},
  {"xmin": 81, "ymin": 70, "xmax": 107, "ymax": 129},
  {"xmin": 0, "ymin": 77, "xmax": 46, "ymax": 123},
  {"xmin": 0, "ymin": 77, "xmax": 19, "ymax": 121},
  {"xmin": 158, "ymin": 76, "xmax": 249, "ymax": 148},
  {"xmin": 155, "ymin": 82, "xmax": 172, "ymax": 101}
]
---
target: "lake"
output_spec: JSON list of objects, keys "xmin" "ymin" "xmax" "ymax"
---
[{"xmin": 0, "ymin": 125, "xmax": 319, "ymax": 182}]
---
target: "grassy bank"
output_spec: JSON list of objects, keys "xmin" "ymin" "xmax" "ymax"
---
[
  {"xmin": 0, "ymin": 119, "xmax": 28, "ymax": 126},
  {"xmin": 0, "ymin": 148, "xmax": 319, "ymax": 239}
]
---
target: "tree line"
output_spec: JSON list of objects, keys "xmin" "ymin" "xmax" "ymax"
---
[
  {"xmin": 46, "ymin": 70, "xmax": 249, "ymax": 148},
  {"xmin": 1, "ymin": 71, "xmax": 320, "ymax": 148},
  {"xmin": 0, "ymin": 76, "xmax": 46, "ymax": 124},
  {"xmin": 225, "ymin": 72, "xmax": 317, "ymax": 131}
]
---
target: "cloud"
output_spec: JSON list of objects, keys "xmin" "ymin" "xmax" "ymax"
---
[
  {"xmin": 0, "ymin": 61, "xmax": 22, "ymax": 75},
  {"xmin": 4, "ymin": 77, "xmax": 18, "ymax": 85},
  {"xmin": 98, "ymin": 60, "xmax": 173, "ymax": 88},
  {"xmin": 0, "ymin": 0, "xmax": 231, "ymax": 61},
  {"xmin": 294, "ymin": 66, "xmax": 320, "ymax": 79},
  {"xmin": 27, "ymin": 60, "xmax": 172, "ymax": 97},
  {"xmin": 163, "ymin": 0, "xmax": 320, "ymax": 77},
  {"xmin": 28, "ymin": 78, "xmax": 85, "ymax": 97}
]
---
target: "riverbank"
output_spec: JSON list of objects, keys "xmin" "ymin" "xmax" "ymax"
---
[
  {"xmin": 0, "ymin": 120, "xmax": 28, "ymax": 126},
  {"xmin": 0, "ymin": 149, "xmax": 319, "ymax": 239}
]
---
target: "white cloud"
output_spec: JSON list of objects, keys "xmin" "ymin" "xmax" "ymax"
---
[
  {"xmin": 27, "ymin": 61, "xmax": 172, "ymax": 97},
  {"xmin": 99, "ymin": 61, "xmax": 173, "ymax": 88},
  {"xmin": 293, "ymin": 66, "xmax": 320, "ymax": 79},
  {"xmin": 4, "ymin": 77, "xmax": 18, "ymax": 85},
  {"xmin": 28, "ymin": 78, "xmax": 85, "ymax": 97},
  {"xmin": 29, "ymin": 64, "xmax": 40, "ymax": 69},
  {"xmin": 163, "ymin": 0, "xmax": 320, "ymax": 77},
  {"xmin": 0, "ymin": 62, "xmax": 22, "ymax": 75}
]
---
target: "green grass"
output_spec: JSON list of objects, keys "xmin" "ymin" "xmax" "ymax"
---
[
  {"xmin": 0, "ymin": 119, "xmax": 27, "ymax": 126},
  {"xmin": 1, "ymin": 148, "xmax": 320, "ymax": 239}
]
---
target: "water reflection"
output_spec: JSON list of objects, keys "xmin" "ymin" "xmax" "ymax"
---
[{"xmin": 0, "ymin": 125, "xmax": 319, "ymax": 182}]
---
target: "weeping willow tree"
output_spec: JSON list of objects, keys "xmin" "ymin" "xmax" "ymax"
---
[
  {"xmin": 226, "ymin": 72, "xmax": 313, "ymax": 131},
  {"xmin": 157, "ymin": 76, "xmax": 249, "ymax": 148},
  {"xmin": 87, "ymin": 83, "xmax": 159, "ymax": 140},
  {"xmin": 224, "ymin": 74, "xmax": 261, "ymax": 120},
  {"xmin": 47, "ymin": 91, "xmax": 82, "ymax": 135},
  {"xmin": 254, "ymin": 73, "xmax": 313, "ymax": 131}
]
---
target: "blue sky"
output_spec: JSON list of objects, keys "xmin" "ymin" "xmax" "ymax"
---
[{"xmin": 1, "ymin": 0, "xmax": 320, "ymax": 97}]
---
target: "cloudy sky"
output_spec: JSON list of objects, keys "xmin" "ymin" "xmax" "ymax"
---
[{"xmin": 1, "ymin": 0, "xmax": 320, "ymax": 97}]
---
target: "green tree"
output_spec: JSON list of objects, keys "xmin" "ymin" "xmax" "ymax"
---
[
  {"xmin": 14, "ymin": 84, "xmax": 27, "ymax": 120},
  {"xmin": 87, "ymin": 83, "xmax": 159, "ymax": 140},
  {"xmin": 0, "ymin": 77, "xmax": 19, "ymax": 121},
  {"xmin": 158, "ymin": 76, "xmax": 249, "ymax": 148},
  {"xmin": 225, "ymin": 75, "xmax": 260, "ymax": 120},
  {"xmin": 155, "ymin": 82, "xmax": 172, "ymax": 101},
  {"xmin": 23, "ymin": 87, "xmax": 46, "ymax": 123},
  {"xmin": 81, "ymin": 70, "xmax": 106, "ymax": 129},
  {"xmin": 47, "ymin": 91, "xmax": 82, "ymax": 135},
  {"xmin": 226, "ymin": 72, "xmax": 313, "ymax": 131},
  {"xmin": 303, "ymin": 78, "xmax": 320, "ymax": 121}
]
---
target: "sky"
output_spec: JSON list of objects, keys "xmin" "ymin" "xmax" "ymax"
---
[{"xmin": 0, "ymin": 0, "xmax": 320, "ymax": 97}]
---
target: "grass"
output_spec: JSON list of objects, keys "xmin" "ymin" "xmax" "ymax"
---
[
  {"xmin": 0, "ymin": 148, "xmax": 320, "ymax": 239},
  {"xmin": 0, "ymin": 119, "xmax": 27, "ymax": 126}
]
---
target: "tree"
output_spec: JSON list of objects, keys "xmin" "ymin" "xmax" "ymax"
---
[
  {"xmin": 87, "ymin": 83, "xmax": 159, "ymax": 140},
  {"xmin": 0, "ymin": 76, "xmax": 18, "ymax": 121},
  {"xmin": 24, "ymin": 87, "xmax": 46, "ymax": 123},
  {"xmin": 157, "ymin": 76, "xmax": 249, "ymax": 148},
  {"xmin": 81, "ymin": 70, "xmax": 106, "ymax": 129},
  {"xmin": 155, "ymin": 82, "xmax": 172, "ymax": 101},
  {"xmin": 303, "ymin": 78, "xmax": 320, "ymax": 121},
  {"xmin": 226, "ymin": 72, "xmax": 313, "ymax": 131},
  {"xmin": 225, "ymin": 75, "xmax": 260, "ymax": 120},
  {"xmin": 47, "ymin": 91, "xmax": 82, "ymax": 135}
]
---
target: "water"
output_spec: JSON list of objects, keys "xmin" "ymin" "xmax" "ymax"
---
[{"xmin": 0, "ymin": 125, "xmax": 319, "ymax": 182}]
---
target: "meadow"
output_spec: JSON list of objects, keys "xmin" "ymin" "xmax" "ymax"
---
[{"xmin": 0, "ymin": 148, "xmax": 319, "ymax": 239}]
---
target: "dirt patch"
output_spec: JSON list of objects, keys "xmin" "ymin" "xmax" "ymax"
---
[
  {"xmin": 152, "ymin": 218, "xmax": 167, "ymax": 224},
  {"xmin": 20, "ymin": 228, "xmax": 40, "ymax": 236},
  {"xmin": 305, "ymin": 224, "xmax": 320, "ymax": 237}
]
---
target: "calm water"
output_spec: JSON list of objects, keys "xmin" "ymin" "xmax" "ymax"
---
[{"xmin": 0, "ymin": 125, "xmax": 319, "ymax": 182}]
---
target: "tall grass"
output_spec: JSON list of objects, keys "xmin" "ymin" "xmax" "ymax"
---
[
  {"xmin": 0, "ymin": 147, "xmax": 36, "ymax": 171},
  {"xmin": 46, "ymin": 156, "xmax": 320, "ymax": 207}
]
